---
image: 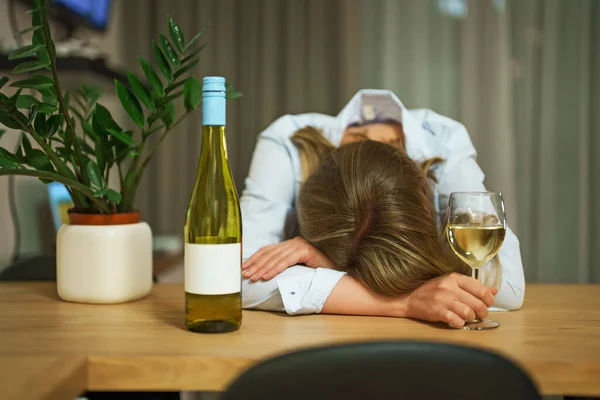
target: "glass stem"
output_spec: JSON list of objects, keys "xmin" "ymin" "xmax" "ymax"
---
[{"xmin": 471, "ymin": 267, "xmax": 481, "ymax": 322}]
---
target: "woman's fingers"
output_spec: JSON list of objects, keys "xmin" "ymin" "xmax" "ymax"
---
[
  {"xmin": 262, "ymin": 252, "xmax": 301, "ymax": 280},
  {"xmin": 244, "ymin": 245, "xmax": 296, "ymax": 281},
  {"xmin": 438, "ymin": 308, "xmax": 466, "ymax": 328},
  {"xmin": 449, "ymin": 299, "xmax": 477, "ymax": 323},
  {"xmin": 242, "ymin": 244, "xmax": 273, "ymax": 270},
  {"xmin": 242, "ymin": 246, "xmax": 280, "ymax": 277},
  {"xmin": 454, "ymin": 289, "xmax": 489, "ymax": 319},
  {"xmin": 455, "ymin": 274, "xmax": 495, "ymax": 307},
  {"xmin": 248, "ymin": 247, "xmax": 296, "ymax": 281}
]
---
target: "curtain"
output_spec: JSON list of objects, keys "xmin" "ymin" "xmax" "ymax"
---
[
  {"xmin": 362, "ymin": 0, "xmax": 600, "ymax": 283},
  {"xmin": 118, "ymin": 0, "xmax": 362, "ymax": 236},
  {"xmin": 511, "ymin": 0, "xmax": 600, "ymax": 282}
]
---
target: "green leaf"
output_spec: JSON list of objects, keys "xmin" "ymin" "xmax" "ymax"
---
[
  {"xmin": 0, "ymin": 147, "xmax": 18, "ymax": 168},
  {"xmin": 173, "ymin": 59, "xmax": 199, "ymax": 80},
  {"xmin": 92, "ymin": 103, "xmax": 121, "ymax": 141},
  {"xmin": 37, "ymin": 103, "xmax": 57, "ymax": 113},
  {"xmin": 152, "ymin": 40, "xmax": 173, "ymax": 82},
  {"xmin": 107, "ymin": 129, "xmax": 135, "ymax": 147},
  {"xmin": 0, "ymin": 129, "xmax": 5, "ymax": 140},
  {"xmin": 226, "ymin": 83, "xmax": 243, "ymax": 100},
  {"xmin": 160, "ymin": 34, "xmax": 180, "ymax": 66},
  {"xmin": 0, "ymin": 112, "xmax": 22, "ymax": 130},
  {"xmin": 82, "ymin": 120, "xmax": 97, "ymax": 140},
  {"xmin": 0, "ymin": 77, "xmax": 9, "ymax": 90},
  {"xmin": 34, "ymin": 113, "xmax": 47, "ymax": 137},
  {"xmin": 76, "ymin": 137, "xmax": 94, "ymax": 155},
  {"xmin": 115, "ymin": 80, "xmax": 144, "ymax": 128},
  {"xmin": 8, "ymin": 88, "xmax": 23, "ymax": 107},
  {"xmin": 11, "ymin": 74, "xmax": 54, "ymax": 89},
  {"xmin": 181, "ymin": 44, "xmax": 206, "ymax": 65},
  {"xmin": 26, "ymin": 6, "xmax": 45, "ymax": 15},
  {"xmin": 138, "ymin": 57, "xmax": 164, "ymax": 97},
  {"xmin": 40, "ymin": 88, "xmax": 58, "ymax": 105},
  {"xmin": 74, "ymin": 95, "xmax": 87, "ymax": 112},
  {"xmin": 64, "ymin": 90, "xmax": 71, "ymax": 111},
  {"xmin": 21, "ymin": 134, "xmax": 32, "ymax": 156},
  {"xmin": 77, "ymin": 83, "xmax": 103, "ymax": 105},
  {"xmin": 165, "ymin": 79, "xmax": 188, "ymax": 94},
  {"xmin": 16, "ymin": 25, "xmax": 43, "ymax": 36},
  {"xmin": 126, "ymin": 71, "xmax": 154, "ymax": 110},
  {"xmin": 161, "ymin": 101, "xmax": 176, "ymax": 127},
  {"xmin": 86, "ymin": 160, "xmax": 104, "ymax": 189},
  {"xmin": 184, "ymin": 76, "xmax": 202, "ymax": 111},
  {"xmin": 30, "ymin": 6, "xmax": 48, "ymax": 60},
  {"xmin": 26, "ymin": 149, "xmax": 53, "ymax": 172},
  {"xmin": 45, "ymin": 114, "xmax": 62, "ymax": 138},
  {"xmin": 95, "ymin": 137, "xmax": 107, "ymax": 173},
  {"xmin": 105, "ymin": 189, "xmax": 121, "ymax": 204},
  {"xmin": 16, "ymin": 95, "xmax": 39, "ymax": 109},
  {"xmin": 168, "ymin": 16, "xmax": 185, "ymax": 53},
  {"xmin": 8, "ymin": 44, "xmax": 45, "ymax": 60},
  {"xmin": 159, "ymin": 90, "xmax": 183, "ymax": 106},
  {"xmin": 11, "ymin": 61, "xmax": 50, "ymax": 74},
  {"xmin": 93, "ymin": 187, "xmax": 108, "ymax": 198},
  {"xmin": 70, "ymin": 107, "xmax": 84, "ymax": 121},
  {"xmin": 184, "ymin": 24, "xmax": 209, "ymax": 53},
  {"xmin": 143, "ymin": 124, "xmax": 164, "ymax": 138},
  {"xmin": 27, "ymin": 103, "xmax": 38, "ymax": 123}
]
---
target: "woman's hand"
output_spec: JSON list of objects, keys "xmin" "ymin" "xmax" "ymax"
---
[
  {"xmin": 404, "ymin": 273, "xmax": 497, "ymax": 328},
  {"xmin": 242, "ymin": 237, "xmax": 336, "ymax": 282}
]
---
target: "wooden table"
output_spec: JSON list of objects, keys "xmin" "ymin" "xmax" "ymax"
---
[{"xmin": 0, "ymin": 283, "xmax": 599, "ymax": 399}]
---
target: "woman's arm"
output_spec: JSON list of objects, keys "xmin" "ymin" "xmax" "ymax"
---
[
  {"xmin": 241, "ymin": 115, "xmax": 347, "ymax": 315},
  {"xmin": 437, "ymin": 125, "xmax": 525, "ymax": 310},
  {"xmin": 322, "ymin": 274, "xmax": 497, "ymax": 328}
]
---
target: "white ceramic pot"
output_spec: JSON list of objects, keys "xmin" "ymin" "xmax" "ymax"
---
[{"xmin": 56, "ymin": 217, "xmax": 153, "ymax": 304}]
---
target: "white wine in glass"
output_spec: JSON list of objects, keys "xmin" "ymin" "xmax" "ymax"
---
[{"xmin": 445, "ymin": 192, "xmax": 506, "ymax": 330}]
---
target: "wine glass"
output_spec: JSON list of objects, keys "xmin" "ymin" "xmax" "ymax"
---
[{"xmin": 445, "ymin": 192, "xmax": 506, "ymax": 330}]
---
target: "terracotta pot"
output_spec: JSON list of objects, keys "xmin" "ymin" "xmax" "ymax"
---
[{"xmin": 56, "ymin": 211, "xmax": 153, "ymax": 304}]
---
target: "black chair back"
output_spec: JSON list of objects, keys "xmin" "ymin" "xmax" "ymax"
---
[{"xmin": 222, "ymin": 341, "xmax": 541, "ymax": 400}]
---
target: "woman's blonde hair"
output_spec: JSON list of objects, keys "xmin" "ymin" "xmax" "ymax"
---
[{"xmin": 292, "ymin": 127, "xmax": 471, "ymax": 295}]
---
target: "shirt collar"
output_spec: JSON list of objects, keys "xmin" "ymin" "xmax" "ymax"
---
[{"xmin": 333, "ymin": 89, "xmax": 447, "ymax": 162}]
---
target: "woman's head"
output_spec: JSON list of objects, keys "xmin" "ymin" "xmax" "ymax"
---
[{"xmin": 295, "ymin": 139, "xmax": 469, "ymax": 296}]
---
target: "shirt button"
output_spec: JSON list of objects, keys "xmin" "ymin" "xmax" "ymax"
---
[{"xmin": 290, "ymin": 291, "xmax": 296, "ymax": 295}]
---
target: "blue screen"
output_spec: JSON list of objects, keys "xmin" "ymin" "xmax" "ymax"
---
[
  {"xmin": 53, "ymin": 0, "xmax": 111, "ymax": 29},
  {"xmin": 47, "ymin": 182, "xmax": 73, "ymax": 230}
]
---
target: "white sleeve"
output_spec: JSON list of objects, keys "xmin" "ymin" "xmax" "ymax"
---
[
  {"xmin": 240, "ymin": 117, "xmax": 346, "ymax": 315},
  {"xmin": 438, "ymin": 126, "xmax": 525, "ymax": 311}
]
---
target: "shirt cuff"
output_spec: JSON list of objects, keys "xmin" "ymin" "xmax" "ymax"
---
[{"xmin": 277, "ymin": 268, "xmax": 346, "ymax": 315}]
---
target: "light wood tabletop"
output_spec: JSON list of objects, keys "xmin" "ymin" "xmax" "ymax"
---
[{"xmin": 0, "ymin": 283, "xmax": 599, "ymax": 399}]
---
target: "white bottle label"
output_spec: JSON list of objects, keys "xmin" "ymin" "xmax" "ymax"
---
[{"xmin": 185, "ymin": 243, "xmax": 241, "ymax": 295}]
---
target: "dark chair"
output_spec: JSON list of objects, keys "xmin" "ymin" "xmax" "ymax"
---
[{"xmin": 222, "ymin": 341, "xmax": 541, "ymax": 400}]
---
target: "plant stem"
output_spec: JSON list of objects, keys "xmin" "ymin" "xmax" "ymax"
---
[
  {"xmin": 0, "ymin": 168, "xmax": 110, "ymax": 213},
  {"xmin": 120, "ymin": 112, "xmax": 191, "ymax": 210},
  {"xmin": 115, "ymin": 152, "xmax": 124, "ymax": 188},
  {"xmin": 139, "ymin": 111, "xmax": 189, "ymax": 174},
  {"xmin": 40, "ymin": 0, "xmax": 87, "ymax": 183}
]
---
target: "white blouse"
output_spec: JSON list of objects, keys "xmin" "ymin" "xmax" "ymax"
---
[{"xmin": 240, "ymin": 89, "xmax": 525, "ymax": 315}]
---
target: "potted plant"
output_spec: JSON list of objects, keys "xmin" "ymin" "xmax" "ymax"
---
[{"xmin": 0, "ymin": 0, "xmax": 241, "ymax": 303}]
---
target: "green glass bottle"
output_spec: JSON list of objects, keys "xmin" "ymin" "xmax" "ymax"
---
[{"xmin": 184, "ymin": 76, "xmax": 242, "ymax": 333}]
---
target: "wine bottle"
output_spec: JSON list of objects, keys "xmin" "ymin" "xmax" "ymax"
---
[{"xmin": 184, "ymin": 76, "xmax": 242, "ymax": 333}]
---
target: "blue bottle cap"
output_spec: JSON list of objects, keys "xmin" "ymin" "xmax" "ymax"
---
[{"xmin": 202, "ymin": 76, "xmax": 226, "ymax": 93}]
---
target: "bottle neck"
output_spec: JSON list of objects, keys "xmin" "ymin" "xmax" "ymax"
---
[
  {"xmin": 201, "ymin": 125, "xmax": 227, "ymax": 156},
  {"xmin": 202, "ymin": 93, "xmax": 226, "ymax": 126}
]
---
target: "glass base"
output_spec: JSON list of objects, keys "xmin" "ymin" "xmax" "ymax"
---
[
  {"xmin": 186, "ymin": 320, "xmax": 240, "ymax": 333},
  {"xmin": 462, "ymin": 319, "xmax": 500, "ymax": 330}
]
